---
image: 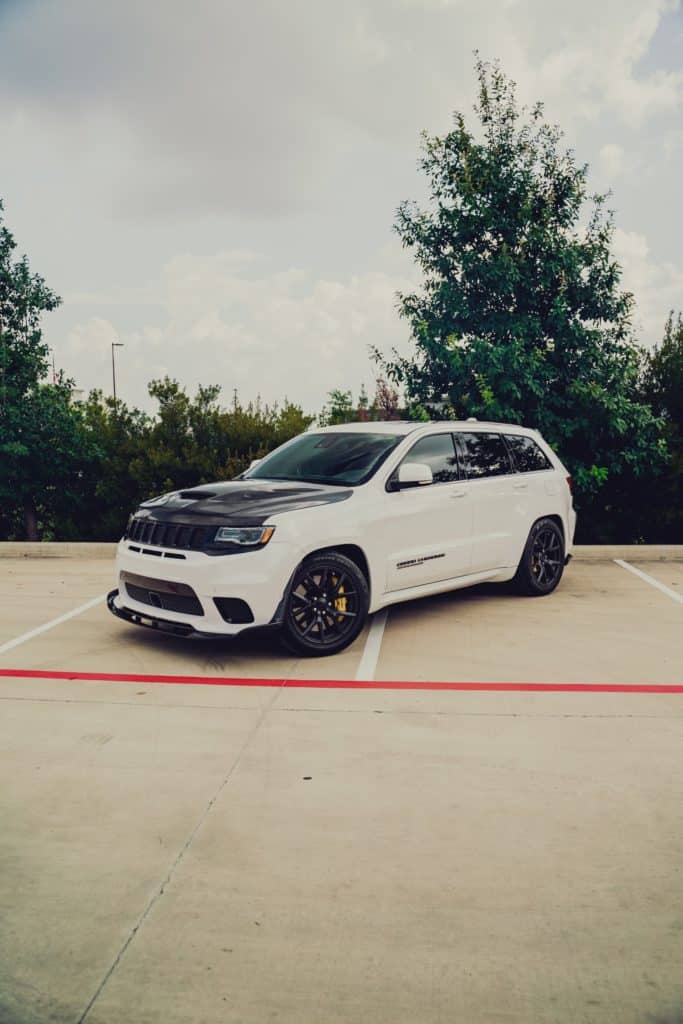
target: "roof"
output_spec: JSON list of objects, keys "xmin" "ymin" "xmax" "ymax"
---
[
  {"xmin": 312, "ymin": 421, "xmax": 420, "ymax": 436},
  {"xmin": 312, "ymin": 419, "xmax": 537, "ymax": 437}
]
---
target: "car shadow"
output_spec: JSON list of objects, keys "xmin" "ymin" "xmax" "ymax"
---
[
  {"xmin": 110, "ymin": 580, "xmax": 519, "ymax": 674},
  {"xmin": 112, "ymin": 621, "xmax": 292, "ymax": 672}
]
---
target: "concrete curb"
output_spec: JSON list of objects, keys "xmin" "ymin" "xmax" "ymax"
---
[
  {"xmin": 0, "ymin": 542, "xmax": 118, "ymax": 558},
  {"xmin": 572, "ymin": 545, "xmax": 683, "ymax": 561},
  {"xmin": 0, "ymin": 542, "xmax": 681, "ymax": 560}
]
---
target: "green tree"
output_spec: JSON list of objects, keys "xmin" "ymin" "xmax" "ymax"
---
[
  {"xmin": 641, "ymin": 312, "xmax": 683, "ymax": 541},
  {"xmin": 65, "ymin": 380, "xmax": 315, "ymax": 540},
  {"xmin": 382, "ymin": 59, "xmax": 666, "ymax": 538},
  {"xmin": 70, "ymin": 390, "xmax": 152, "ymax": 541},
  {"xmin": 318, "ymin": 381, "xmax": 408, "ymax": 425},
  {"xmin": 4, "ymin": 381, "xmax": 101, "ymax": 540},
  {"xmin": 0, "ymin": 199, "xmax": 97, "ymax": 540},
  {"xmin": 644, "ymin": 312, "xmax": 683, "ymax": 429},
  {"xmin": 318, "ymin": 389, "xmax": 357, "ymax": 426}
]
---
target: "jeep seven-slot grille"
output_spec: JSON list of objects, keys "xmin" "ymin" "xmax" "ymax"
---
[{"xmin": 127, "ymin": 517, "xmax": 212, "ymax": 551}]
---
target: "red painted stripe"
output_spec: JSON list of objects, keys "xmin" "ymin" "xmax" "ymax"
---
[{"xmin": 0, "ymin": 668, "xmax": 682, "ymax": 692}]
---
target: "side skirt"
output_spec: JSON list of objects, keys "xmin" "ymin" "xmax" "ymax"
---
[{"xmin": 373, "ymin": 568, "xmax": 513, "ymax": 613}]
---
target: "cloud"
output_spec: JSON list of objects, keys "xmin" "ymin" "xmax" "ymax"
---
[
  {"xmin": 527, "ymin": 0, "xmax": 682, "ymax": 124},
  {"xmin": 2, "ymin": 0, "xmax": 681, "ymax": 407},
  {"xmin": 598, "ymin": 143, "xmax": 625, "ymax": 178},
  {"xmin": 67, "ymin": 316, "xmax": 118, "ymax": 354},
  {"xmin": 613, "ymin": 228, "xmax": 683, "ymax": 346},
  {"xmin": 62, "ymin": 252, "xmax": 417, "ymax": 411},
  {"xmin": 1, "ymin": 0, "xmax": 680, "ymax": 218}
]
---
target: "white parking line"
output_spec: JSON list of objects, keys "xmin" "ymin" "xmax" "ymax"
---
[
  {"xmin": 614, "ymin": 560, "xmax": 683, "ymax": 605},
  {"xmin": 355, "ymin": 609, "xmax": 389, "ymax": 681},
  {"xmin": 0, "ymin": 593, "xmax": 108, "ymax": 656}
]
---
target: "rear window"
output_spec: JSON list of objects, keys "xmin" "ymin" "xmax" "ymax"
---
[
  {"xmin": 458, "ymin": 432, "xmax": 511, "ymax": 479},
  {"xmin": 504, "ymin": 434, "xmax": 552, "ymax": 473}
]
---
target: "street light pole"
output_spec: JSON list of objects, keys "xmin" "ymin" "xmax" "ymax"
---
[{"xmin": 111, "ymin": 341, "xmax": 124, "ymax": 402}]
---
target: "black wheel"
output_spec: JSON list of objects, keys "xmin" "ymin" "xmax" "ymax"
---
[
  {"xmin": 513, "ymin": 518, "xmax": 565, "ymax": 596},
  {"xmin": 281, "ymin": 552, "xmax": 369, "ymax": 656}
]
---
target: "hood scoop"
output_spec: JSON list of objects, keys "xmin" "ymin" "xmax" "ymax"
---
[{"xmin": 178, "ymin": 490, "xmax": 217, "ymax": 500}]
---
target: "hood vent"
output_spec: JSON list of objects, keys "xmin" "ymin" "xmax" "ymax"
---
[{"xmin": 178, "ymin": 490, "xmax": 217, "ymax": 500}]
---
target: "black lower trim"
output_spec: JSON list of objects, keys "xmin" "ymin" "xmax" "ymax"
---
[{"xmin": 107, "ymin": 590, "xmax": 223, "ymax": 638}]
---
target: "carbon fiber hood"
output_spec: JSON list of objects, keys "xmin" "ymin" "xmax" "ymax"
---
[{"xmin": 136, "ymin": 479, "xmax": 353, "ymax": 526}]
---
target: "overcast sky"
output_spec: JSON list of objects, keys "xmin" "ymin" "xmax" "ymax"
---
[{"xmin": 1, "ymin": 0, "xmax": 681, "ymax": 413}]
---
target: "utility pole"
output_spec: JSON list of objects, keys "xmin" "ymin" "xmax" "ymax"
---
[{"xmin": 111, "ymin": 340, "xmax": 124, "ymax": 402}]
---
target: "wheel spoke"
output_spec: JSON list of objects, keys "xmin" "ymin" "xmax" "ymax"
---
[
  {"xmin": 302, "ymin": 575, "xmax": 321, "ymax": 597},
  {"xmin": 330, "ymin": 573, "xmax": 348, "ymax": 596},
  {"xmin": 301, "ymin": 616, "xmax": 318, "ymax": 638},
  {"xmin": 324, "ymin": 613, "xmax": 340, "ymax": 635}
]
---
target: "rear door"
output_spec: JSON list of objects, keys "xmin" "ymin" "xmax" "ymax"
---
[
  {"xmin": 381, "ymin": 432, "xmax": 473, "ymax": 593},
  {"xmin": 455, "ymin": 431, "xmax": 521, "ymax": 573},
  {"xmin": 502, "ymin": 432, "xmax": 558, "ymax": 561}
]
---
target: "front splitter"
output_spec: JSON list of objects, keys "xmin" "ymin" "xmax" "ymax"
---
[{"xmin": 106, "ymin": 589, "xmax": 226, "ymax": 639}]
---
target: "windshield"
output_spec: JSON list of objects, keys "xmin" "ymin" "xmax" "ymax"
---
[{"xmin": 245, "ymin": 432, "xmax": 403, "ymax": 486}]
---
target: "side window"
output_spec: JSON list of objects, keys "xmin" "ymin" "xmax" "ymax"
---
[
  {"xmin": 458, "ymin": 432, "xmax": 511, "ymax": 479},
  {"xmin": 392, "ymin": 433, "xmax": 459, "ymax": 485},
  {"xmin": 504, "ymin": 434, "xmax": 552, "ymax": 472}
]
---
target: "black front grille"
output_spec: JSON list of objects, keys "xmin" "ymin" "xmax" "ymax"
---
[
  {"xmin": 121, "ymin": 572, "xmax": 204, "ymax": 617},
  {"xmin": 127, "ymin": 517, "xmax": 212, "ymax": 551}
]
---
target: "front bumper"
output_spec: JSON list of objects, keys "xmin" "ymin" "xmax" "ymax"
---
[
  {"xmin": 107, "ymin": 589, "xmax": 227, "ymax": 638},
  {"xmin": 110, "ymin": 538, "xmax": 296, "ymax": 637}
]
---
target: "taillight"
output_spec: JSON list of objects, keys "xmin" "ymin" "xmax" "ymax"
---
[{"xmin": 566, "ymin": 475, "xmax": 573, "ymax": 493}]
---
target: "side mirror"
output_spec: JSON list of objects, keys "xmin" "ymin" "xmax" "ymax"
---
[
  {"xmin": 247, "ymin": 458, "xmax": 262, "ymax": 472},
  {"xmin": 394, "ymin": 462, "xmax": 433, "ymax": 490}
]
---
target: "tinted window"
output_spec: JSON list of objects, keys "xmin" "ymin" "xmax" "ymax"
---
[
  {"xmin": 246, "ymin": 432, "xmax": 402, "ymax": 486},
  {"xmin": 394, "ymin": 433, "xmax": 459, "ymax": 485},
  {"xmin": 459, "ymin": 432, "xmax": 511, "ymax": 479},
  {"xmin": 504, "ymin": 434, "xmax": 552, "ymax": 472}
]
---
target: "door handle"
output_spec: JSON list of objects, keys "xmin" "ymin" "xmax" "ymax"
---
[
  {"xmin": 512, "ymin": 480, "xmax": 528, "ymax": 490},
  {"xmin": 451, "ymin": 488, "xmax": 468, "ymax": 498}
]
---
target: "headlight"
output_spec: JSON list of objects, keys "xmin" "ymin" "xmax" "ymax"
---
[{"xmin": 213, "ymin": 526, "xmax": 275, "ymax": 547}]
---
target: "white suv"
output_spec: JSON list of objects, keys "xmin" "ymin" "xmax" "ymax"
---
[{"xmin": 108, "ymin": 421, "xmax": 576, "ymax": 656}]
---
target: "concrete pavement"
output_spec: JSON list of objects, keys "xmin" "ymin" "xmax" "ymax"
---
[{"xmin": 1, "ymin": 555, "xmax": 682, "ymax": 1024}]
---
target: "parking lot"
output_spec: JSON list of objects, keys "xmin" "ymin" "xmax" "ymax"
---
[{"xmin": 1, "ymin": 551, "xmax": 682, "ymax": 1024}]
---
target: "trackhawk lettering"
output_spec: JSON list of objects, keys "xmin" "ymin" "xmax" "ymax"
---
[{"xmin": 396, "ymin": 553, "xmax": 446, "ymax": 570}]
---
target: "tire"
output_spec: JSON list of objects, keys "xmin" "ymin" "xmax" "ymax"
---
[
  {"xmin": 513, "ymin": 518, "xmax": 565, "ymax": 596},
  {"xmin": 281, "ymin": 552, "xmax": 369, "ymax": 656}
]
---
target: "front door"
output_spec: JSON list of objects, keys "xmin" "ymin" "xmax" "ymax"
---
[{"xmin": 380, "ymin": 433, "xmax": 473, "ymax": 593}]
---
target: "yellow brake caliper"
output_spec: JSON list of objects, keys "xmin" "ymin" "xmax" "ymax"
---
[{"xmin": 333, "ymin": 577, "xmax": 347, "ymax": 620}]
